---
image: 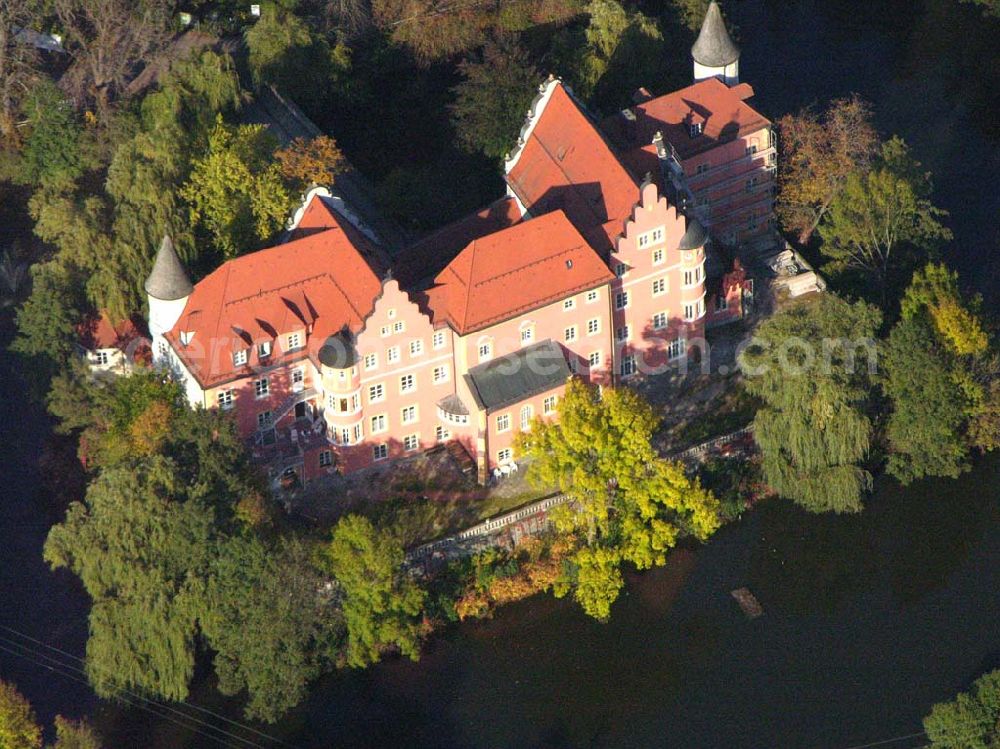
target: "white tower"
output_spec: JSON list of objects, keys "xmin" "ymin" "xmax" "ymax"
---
[
  {"xmin": 145, "ymin": 234, "xmax": 192, "ymax": 364},
  {"xmin": 692, "ymin": 1, "xmax": 740, "ymax": 86}
]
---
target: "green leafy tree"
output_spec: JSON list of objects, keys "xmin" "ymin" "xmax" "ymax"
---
[
  {"xmin": 0, "ymin": 0, "xmax": 41, "ymax": 145},
  {"xmin": 669, "ymin": 0, "xmax": 710, "ymax": 30},
  {"xmin": 18, "ymin": 80, "xmax": 91, "ymax": 187},
  {"xmin": 323, "ymin": 515, "xmax": 425, "ymax": 667},
  {"xmin": 181, "ymin": 118, "xmax": 291, "ymax": 259},
  {"xmin": 200, "ymin": 536, "xmax": 343, "ymax": 723},
  {"xmin": 11, "ymin": 261, "xmax": 88, "ymax": 394},
  {"xmin": 44, "ymin": 458, "xmax": 214, "ymax": 701},
  {"xmin": 518, "ymin": 379, "xmax": 721, "ymax": 620},
  {"xmin": 819, "ymin": 137, "xmax": 952, "ymax": 305},
  {"xmin": 739, "ymin": 293, "xmax": 881, "ymax": 513},
  {"xmin": 882, "ymin": 314, "xmax": 971, "ymax": 483},
  {"xmin": 450, "ymin": 36, "xmax": 540, "ymax": 161},
  {"xmin": 245, "ymin": 4, "xmax": 333, "ymax": 111},
  {"xmin": 883, "ymin": 263, "xmax": 996, "ymax": 481},
  {"xmin": 49, "ymin": 716, "xmax": 103, "ymax": 749},
  {"xmin": 924, "ymin": 669, "xmax": 1000, "ymax": 748},
  {"xmin": 0, "ymin": 680, "xmax": 42, "ymax": 749}
]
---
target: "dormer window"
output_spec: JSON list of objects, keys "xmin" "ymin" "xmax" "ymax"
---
[
  {"xmin": 689, "ymin": 122, "xmax": 704, "ymax": 138},
  {"xmin": 233, "ymin": 349, "xmax": 248, "ymax": 366},
  {"xmin": 286, "ymin": 332, "xmax": 301, "ymax": 351},
  {"xmin": 180, "ymin": 331, "xmax": 194, "ymax": 347},
  {"xmin": 258, "ymin": 341, "xmax": 271, "ymax": 359}
]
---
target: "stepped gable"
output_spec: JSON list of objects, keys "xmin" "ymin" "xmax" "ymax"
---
[
  {"xmin": 394, "ymin": 196, "xmax": 522, "ymax": 289},
  {"xmin": 505, "ymin": 80, "xmax": 642, "ymax": 257},
  {"xmin": 164, "ymin": 195, "xmax": 382, "ymax": 387},
  {"xmin": 422, "ymin": 209, "xmax": 613, "ymax": 335},
  {"xmin": 606, "ymin": 78, "xmax": 770, "ymax": 175}
]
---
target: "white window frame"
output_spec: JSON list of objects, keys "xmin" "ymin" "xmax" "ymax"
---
[
  {"xmin": 409, "ymin": 339, "xmax": 424, "ymax": 357},
  {"xmin": 368, "ymin": 383, "xmax": 385, "ymax": 403},
  {"xmin": 652, "ymin": 277, "xmax": 667, "ymax": 296},
  {"xmin": 286, "ymin": 332, "xmax": 302, "ymax": 351},
  {"xmin": 563, "ymin": 298, "xmax": 576, "ymax": 311},
  {"xmin": 371, "ymin": 414, "xmax": 387, "ymax": 433},
  {"xmin": 432, "ymin": 331, "xmax": 446, "ymax": 349},
  {"xmin": 258, "ymin": 340, "xmax": 271, "ymax": 359},
  {"xmin": 364, "ymin": 352, "xmax": 378, "ymax": 370},
  {"xmin": 254, "ymin": 378, "xmax": 269, "ymax": 398},
  {"xmin": 615, "ymin": 291, "xmax": 629, "ymax": 310},
  {"xmin": 519, "ymin": 405, "xmax": 533, "ymax": 431},
  {"xmin": 399, "ymin": 374, "xmax": 415, "ymax": 393},
  {"xmin": 496, "ymin": 413, "xmax": 511, "ymax": 433},
  {"xmin": 435, "ymin": 425, "xmax": 450, "ymax": 442},
  {"xmin": 403, "ymin": 434, "xmax": 419, "ymax": 452},
  {"xmin": 401, "ymin": 405, "xmax": 418, "ymax": 424},
  {"xmin": 616, "ymin": 325, "xmax": 630, "ymax": 342},
  {"xmin": 587, "ymin": 318, "xmax": 600, "ymax": 336},
  {"xmin": 217, "ymin": 389, "xmax": 234, "ymax": 410},
  {"xmin": 233, "ymin": 349, "xmax": 248, "ymax": 366},
  {"xmin": 477, "ymin": 338, "xmax": 493, "ymax": 362},
  {"xmin": 387, "ymin": 346, "xmax": 400, "ymax": 364},
  {"xmin": 373, "ymin": 444, "xmax": 388, "ymax": 461},
  {"xmin": 588, "ymin": 351, "xmax": 601, "ymax": 368},
  {"xmin": 564, "ymin": 326, "xmax": 577, "ymax": 343},
  {"xmin": 653, "ymin": 312, "xmax": 668, "ymax": 330},
  {"xmin": 653, "ymin": 248, "xmax": 665, "ymax": 265},
  {"xmin": 432, "ymin": 366, "xmax": 449, "ymax": 384},
  {"xmin": 497, "ymin": 448, "xmax": 513, "ymax": 465},
  {"xmin": 319, "ymin": 450, "xmax": 333, "ymax": 467},
  {"xmin": 543, "ymin": 396, "xmax": 557, "ymax": 415},
  {"xmin": 586, "ymin": 289, "xmax": 599, "ymax": 303}
]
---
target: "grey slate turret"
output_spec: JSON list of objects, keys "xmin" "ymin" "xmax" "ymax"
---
[
  {"xmin": 145, "ymin": 235, "xmax": 193, "ymax": 301},
  {"xmin": 679, "ymin": 216, "xmax": 708, "ymax": 250},
  {"xmin": 692, "ymin": 2, "xmax": 740, "ymax": 68}
]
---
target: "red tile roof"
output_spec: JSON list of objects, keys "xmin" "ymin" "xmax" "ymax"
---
[
  {"xmin": 165, "ymin": 195, "xmax": 383, "ymax": 387},
  {"xmin": 606, "ymin": 78, "xmax": 771, "ymax": 174},
  {"xmin": 77, "ymin": 312, "xmax": 145, "ymax": 350},
  {"xmin": 506, "ymin": 82, "xmax": 641, "ymax": 256},
  {"xmin": 423, "ymin": 210, "xmax": 614, "ymax": 335},
  {"xmin": 395, "ymin": 197, "xmax": 522, "ymax": 289}
]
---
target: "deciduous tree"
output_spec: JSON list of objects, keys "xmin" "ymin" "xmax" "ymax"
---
[
  {"xmin": 450, "ymin": 36, "xmax": 540, "ymax": 161},
  {"xmin": 739, "ymin": 293, "xmax": 881, "ymax": 513},
  {"xmin": 181, "ymin": 118, "xmax": 291, "ymax": 259},
  {"xmin": 0, "ymin": 0, "xmax": 41, "ymax": 144},
  {"xmin": 50, "ymin": 716, "xmax": 104, "ymax": 749},
  {"xmin": 819, "ymin": 138, "xmax": 951, "ymax": 305},
  {"xmin": 776, "ymin": 95, "xmax": 878, "ymax": 243},
  {"xmin": 323, "ymin": 515, "xmax": 425, "ymax": 667},
  {"xmin": 275, "ymin": 135, "xmax": 346, "ymax": 192},
  {"xmin": 0, "ymin": 680, "xmax": 42, "ymax": 749},
  {"xmin": 924, "ymin": 669, "xmax": 1000, "ymax": 748},
  {"xmin": 518, "ymin": 379, "xmax": 721, "ymax": 619}
]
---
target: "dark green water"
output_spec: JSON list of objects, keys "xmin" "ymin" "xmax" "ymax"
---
[{"xmin": 1, "ymin": 0, "xmax": 998, "ymax": 746}]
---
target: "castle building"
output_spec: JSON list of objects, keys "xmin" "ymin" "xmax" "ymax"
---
[{"xmin": 147, "ymin": 5, "xmax": 771, "ymax": 485}]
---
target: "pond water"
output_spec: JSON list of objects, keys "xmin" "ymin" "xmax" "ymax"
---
[{"xmin": 1, "ymin": 0, "xmax": 998, "ymax": 746}]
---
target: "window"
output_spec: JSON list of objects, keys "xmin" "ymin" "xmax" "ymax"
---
[
  {"xmin": 387, "ymin": 346, "xmax": 400, "ymax": 364},
  {"xmin": 399, "ymin": 374, "xmax": 415, "ymax": 393},
  {"xmin": 586, "ymin": 289, "xmax": 599, "ymax": 303},
  {"xmin": 338, "ymin": 427, "xmax": 352, "ymax": 445},
  {"xmin": 432, "ymin": 331, "xmax": 446, "ymax": 349},
  {"xmin": 401, "ymin": 405, "xmax": 417, "ymax": 424},
  {"xmin": 652, "ymin": 278, "xmax": 666, "ymax": 296},
  {"xmin": 696, "ymin": 162, "xmax": 710, "ymax": 174},
  {"xmin": 371, "ymin": 414, "xmax": 387, "ymax": 433},
  {"xmin": 564, "ymin": 326, "xmax": 577, "ymax": 343},
  {"xmin": 364, "ymin": 353, "xmax": 377, "ymax": 370},
  {"xmin": 689, "ymin": 122, "xmax": 703, "ymax": 138},
  {"xmin": 409, "ymin": 339, "xmax": 424, "ymax": 357},
  {"xmin": 614, "ymin": 262, "xmax": 627, "ymax": 278},
  {"xmin": 653, "ymin": 312, "xmax": 668, "ymax": 330},
  {"xmin": 520, "ymin": 325, "xmax": 534, "ymax": 344},
  {"xmin": 255, "ymin": 378, "xmax": 269, "ymax": 398},
  {"xmin": 653, "ymin": 248, "xmax": 664, "ymax": 265},
  {"xmin": 543, "ymin": 396, "xmax": 557, "ymax": 415},
  {"xmin": 587, "ymin": 318, "xmax": 600, "ymax": 336},
  {"xmin": 520, "ymin": 405, "xmax": 533, "ymax": 431},
  {"xmin": 380, "ymin": 325, "xmax": 390, "ymax": 337},
  {"xmin": 233, "ymin": 349, "xmax": 248, "ymax": 366},
  {"xmin": 393, "ymin": 321, "xmax": 405, "ymax": 334},
  {"xmin": 258, "ymin": 341, "xmax": 271, "ymax": 359},
  {"xmin": 745, "ymin": 178, "xmax": 756, "ymax": 193},
  {"xmin": 387, "ymin": 308, "xmax": 396, "ymax": 320},
  {"xmin": 353, "ymin": 423, "xmax": 363, "ymax": 443},
  {"xmin": 368, "ymin": 383, "xmax": 384, "ymax": 403},
  {"xmin": 403, "ymin": 434, "xmax": 419, "ymax": 451},
  {"xmin": 286, "ymin": 332, "xmax": 301, "ymax": 351},
  {"xmin": 291, "ymin": 368, "xmax": 305, "ymax": 392},
  {"xmin": 432, "ymin": 366, "xmax": 449, "ymax": 383},
  {"xmin": 616, "ymin": 325, "xmax": 630, "ymax": 342},
  {"xmin": 478, "ymin": 339, "xmax": 492, "ymax": 362},
  {"xmin": 257, "ymin": 411, "xmax": 273, "ymax": 429},
  {"xmin": 435, "ymin": 425, "xmax": 450, "ymax": 442},
  {"xmin": 497, "ymin": 448, "xmax": 513, "ymax": 465},
  {"xmin": 615, "ymin": 291, "xmax": 629, "ymax": 309},
  {"xmin": 496, "ymin": 413, "xmax": 511, "ymax": 432},
  {"xmin": 684, "ymin": 299, "xmax": 705, "ymax": 321},
  {"xmin": 746, "ymin": 142, "xmax": 758, "ymax": 156},
  {"xmin": 95, "ymin": 351, "xmax": 110, "ymax": 365},
  {"xmin": 157, "ymin": 340, "xmax": 169, "ymax": 357},
  {"xmin": 588, "ymin": 351, "xmax": 601, "ymax": 368},
  {"xmin": 620, "ymin": 354, "xmax": 636, "ymax": 377},
  {"xmin": 563, "ymin": 298, "xmax": 576, "ymax": 311},
  {"xmin": 373, "ymin": 444, "xmax": 388, "ymax": 461},
  {"xmin": 684, "ymin": 270, "xmax": 694, "ymax": 286},
  {"xmin": 637, "ymin": 226, "xmax": 664, "ymax": 248},
  {"xmin": 319, "ymin": 450, "xmax": 333, "ymax": 468},
  {"xmin": 217, "ymin": 389, "xmax": 234, "ymax": 410},
  {"xmin": 716, "ymin": 294, "xmax": 729, "ymax": 312},
  {"xmin": 668, "ymin": 338, "xmax": 687, "ymax": 360}
]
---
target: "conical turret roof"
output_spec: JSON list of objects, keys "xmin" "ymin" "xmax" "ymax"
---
[
  {"xmin": 691, "ymin": 1, "xmax": 740, "ymax": 68},
  {"xmin": 679, "ymin": 215, "xmax": 708, "ymax": 250},
  {"xmin": 144, "ymin": 235, "xmax": 193, "ymax": 301}
]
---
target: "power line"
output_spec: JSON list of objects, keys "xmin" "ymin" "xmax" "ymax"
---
[
  {"xmin": 0, "ymin": 639, "xmax": 258, "ymax": 749},
  {"xmin": 838, "ymin": 731, "xmax": 928, "ymax": 749},
  {"xmin": 0, "ymin": 624, "xmax": 296, "ymax": 749},
  {"xmin": 387, "ymin": 0, "xmax": 495, "ymax": 27},
  {"xmin": 0, "ymin": 630, "xmax": 290, "ymax": 749}
]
